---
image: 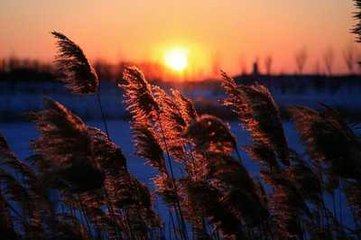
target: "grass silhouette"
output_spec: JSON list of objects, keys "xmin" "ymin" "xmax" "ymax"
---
[{"xmin": 1, "ymin": 7, "xmax": 361, "ymax": 237}]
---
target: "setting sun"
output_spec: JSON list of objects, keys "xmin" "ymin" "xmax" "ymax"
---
[{"xmin": 164, "ymin": 48, "xmax": 188, "ymax": 72}]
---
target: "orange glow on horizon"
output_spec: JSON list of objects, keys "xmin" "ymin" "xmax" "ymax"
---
[{"xmin": 0, "ymin": 0, "xmax": 356, "ymax": 76}]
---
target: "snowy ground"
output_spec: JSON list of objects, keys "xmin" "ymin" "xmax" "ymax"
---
[
  {"xmin": 1, "ymin": 79, "xmax": 361, "ymax": 121},
  {"xmin": 0, "ymin": 80, "xmax": 359, "ymax": 234}
]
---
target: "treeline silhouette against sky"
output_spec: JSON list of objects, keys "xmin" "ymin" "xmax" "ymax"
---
[{"xmin": 0, "ymin": 0, "xmax": 357, "ymax": 76}]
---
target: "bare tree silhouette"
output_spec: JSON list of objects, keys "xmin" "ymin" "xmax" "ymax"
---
[
  {"xmin": 295, "ymin": 47, "xmax": 308, "ymax": 75},
  {"xmin": 264, "ymin": 55, "xmax": 273, "ymax": 76},
  {"xmin": 323, "ymin": 47, "xmax": 335, "ymax": 76},
  {"xmin": 313, "ymin": 60, "xmax": 321, "ymax": 75},
  {"xmin": 343, "ymin": 43, "xmax": 357, "ymax": 74}
]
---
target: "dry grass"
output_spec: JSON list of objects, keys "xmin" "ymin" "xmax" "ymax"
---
[{"xmin": 0, "ymin": 31, "xmax": 360, "ymax": 240}]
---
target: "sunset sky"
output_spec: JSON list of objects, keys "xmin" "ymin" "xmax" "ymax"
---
[{"xmin": 0, "ymin": 0, "xmax": 358, "ymax": 77}]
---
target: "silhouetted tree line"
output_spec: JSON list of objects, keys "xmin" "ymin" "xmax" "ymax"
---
[
  {"xmin": 0, "ymin": 56, "xmax": 167, "ymax": 82},
  {"xmin": 0, "ymin": 57, "xmax": 55, "ymax": 81},
  {"xmin": 234, "ymin": 74, "xmax": 361, "ymax": 95}
]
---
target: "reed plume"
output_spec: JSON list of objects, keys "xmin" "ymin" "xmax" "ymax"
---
[
  {"xmin": 132, "ymin": 124, "xmax": 167, "ymax": 173},
  {"xmin": 290, "ymin": 105, "xmax": 361, "ymax": 230},
  {"xmin": 119, "ymin": 66, "xmax": 159, "ymax": 125},
  {"xmin": 132, "ymin": 120, "xmax": 178, "ymax": 205},
  {"xmin": 152, "ymin": 86, "xmax": 189, "ymax": 163},
  {"xmin": 184, "ymin": 115, "xmax": 237, "ymax": 155},
  {"xmin": 126, "ymin": 87, "xmax": 178, "ymax": 203},
  {"xmin": 267, "ymin": 172, "xmax": 311, "ymax": 239},
  {"xmin": 219, "ymin": 74, "xmax": 332, "ymax": 238},
  {"xmin": 286, "ymin": 150, "xmax": 322, "ymax": 205},
  {"xmin": 51, "ymin": 31, "xmax": 98, "ymax": 94},
  {"xmin": 244, "ymin": 144, "xmax": 280, "ymax": 171},
  {"xmin": 184, "ymin": 113, "xmax": 268, "ymax": 235},
  {"xmin": 221, "ymin": 71, "xmax": 289, "ymax": 165},
  {"xmin": 87, "ymin": 127, "xmax": 127, "ymax": 170},
  {"xmin": 120, "ymin": 66, "xmax": 194, "ymax": 239},
  {"xmin": 179, "ymin": 178, "xmax": 243, "ymax": 238},
  {"xmin": 0, "ymin": 134, "xmax": 53, "ymax": 239},
  {"xmin": 103, "ymin": 171, "xmax": 160, "ymax": 234},
  {"xmin": 245, "ymin": 141, "xmax": 317, "ymax": 238},
  {"xmin": 289, "ymin": 106, "xmax": 361, "ymax": 181},
  {"xmin": 51, "ymin": 31, "xmax": 111, "ymax": 136},
  {"xmin": 0, "ymin": 134, "xmax": 43, "ymax": 197},
  {"xmin": 30, "ymin": 98, "xmax": 104, "ymax": 193},
  {"xmin": 171, "ymin": 89, "xmax": 198, "ymax": 126},
  {"xmin": 205, "ymin": 152, "xmax": 269, "ymax": 227},
  {"xmin": 184, "ymin": 114, "xmax": 239, "ymax": 181},
  {"xmin": 29, "ymin": 98, "xmax": 160, "ymax": 239}
]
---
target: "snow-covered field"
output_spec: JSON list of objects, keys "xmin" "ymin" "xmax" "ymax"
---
[
  {"xmin": 0, "ymin": 80, "xmax": 359, "ymax": 232},
  {"xmin": 1, "ymin": 80, "xmax": 361, "ymax": 122},
  {"xmin": 0, "ymin": 79, "xmax": 358, "ymax": 191}
]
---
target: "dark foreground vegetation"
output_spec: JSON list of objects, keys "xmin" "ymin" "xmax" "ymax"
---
[
  {"xmin": 0, "ymin": 30, "xmax": 361, "ymax": 240},
  {"xmin": 3, "ymin": 1, "xmax": 361, "ymax": 238}
]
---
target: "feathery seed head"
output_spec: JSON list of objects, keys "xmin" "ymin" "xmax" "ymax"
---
[
  {"xmin": 221, "ymin": 71, "xmax": 289, "ymax": 165},
  {"xmin": 185, "ymin": 114, "xmax": 236, "ymax": 154},
  {"xmin": 119, "ymin": 66, "xmax": 159, "ymax": 124},
  {"xmin": 51, "ymin": 31, "xmax": 98, "ymax": 94}
]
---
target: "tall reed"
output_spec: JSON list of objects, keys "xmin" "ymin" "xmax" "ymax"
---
[{"xmin": 0, "ymin": 30, "xmax": 360, "ymax": 240}]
